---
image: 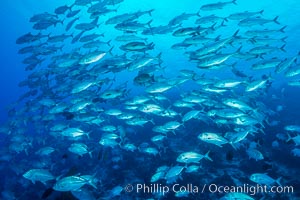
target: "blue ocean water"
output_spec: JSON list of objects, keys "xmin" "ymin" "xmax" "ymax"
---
[{"xmin": 1, "ymin": 0, "xmax": 300, "ymax": 199}]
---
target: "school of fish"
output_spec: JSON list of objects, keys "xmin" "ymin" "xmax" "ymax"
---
[{"xmin": 1, "ymin": 0, "xmax": 300, "ymax": 199}]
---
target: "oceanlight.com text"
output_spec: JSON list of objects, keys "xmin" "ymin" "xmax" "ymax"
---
[{"xmin": 124, "ymin": 183, "xmax": 294, "ymax": 196}]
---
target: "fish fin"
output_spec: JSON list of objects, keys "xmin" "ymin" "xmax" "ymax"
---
[
  {"xmin": 286, "ymin": 133, "xmax": 292, "ymax": 142},
  {"xmin": 232, "ymin": 29, "xmax": 240, "ymax": 38},
  {"xmin": 108, "ymin": 46, "xmax": 114, "ymax": 56},
  {"xmin": 70, "ymin": 2, "xmax": 76, "ymax": 9},
  {"xmin": 232, "ymin": 0, "xmax": 237, "ymax": 5},
  {"xmin": 56, "ymin": 174, "xmax": 64, "ymax": 181},
  {"xmin": 163, "ymin": 146, "xmax": 168, "ymax": 153},
  {"xmin": 215, "ymin": 35, "xmax": 221, "ymax": 41},
  {"xmin": 280, "ymin": 44, "xmax": 286, "ymax": 52},
  {"xmin": 31, "ymin": 180, "xmax": 36, "ymax": 184},
  {"xmin": 88, "ymin": 178, "xmax": 97, "ymax": 189},
  {"xmin": 276, "ymin": 177, "xmax": 282, "ymax": 186},
  {"xmin": 249, "ymin": 131, "xmax": 255, "ymax": 136},
  {"xmin": 106, "ymin": 40, "xmax": 112, "ymax": 47},
  {"xmin": 259, "ymin": 9, "xmax": 264, "ymax": 14},
  {"xmin": 156, "ymin": 52, "xmax": 162, "ymax": 62},
  {"xmin": 118, "ymin": 142, "xmax": 122, "ymax": 148},
  {"xmin": 260, "ymin": 122, "xmax": 265, "ymax": 129},
  {"xmin": 149, "ymin": 42, "xmax": 155, "ymax": 49},
  {"xmin": 114, "ymin": 5, "xmax": 120, "ymax": 12},
  {"xmin": 235, "ymin": 46, "xmax": 242, "ymax": 55},
  {"xmin": 273, "ymin": 16, "xmax": 280, "ymax": 24},
  {"xmin": 229, "ymin": 142, "xmax": 238, "ymax": 150},
  {"xmin": 92, "ymin": 16, "xmax": 99, "ymax": 25},
  {"xmin": 41, "ymin": 181, "xmax": 47, "ymax": 186},
  {"xmin": 148, "ymin": 9, "xmax": 155, "ymax": 16},
  {"xmin": 184, "ymin": 163, "xmax": 188, "ymax": 169},
  {"xmin": 210, "ymin": 22, "xmax": 217, "ymax": 31},
  {"xmin": 220, "ymin": 20, "xmax": 227, "ymax": 27},
  {"xmin": 70, "ymin": 31, "xmax": 75, "ymax": 38},
  {"xmin": 196, "ymin": 8, "xmax": 201, "ymax": 17},
  {"xmin": 146, "ymin": 19, "xmax": 153, "ymax": 29},
  {"xmin": 204, "ymin": 151, "xmax": 213, "ymax": 161},
  {"xmin": 89, "ymin": 182, "xmax": 97, "ymax": 189},
  {"xmin": 181, "ymin": 123, "xmax": 185, "ymax": 128},
  {"xmin": 86, "ymin": 132, "xmax": 90, "ymax": 139},
  {"xmin": 279, "ymin": 25, "xmax": 287, "ymax": 33},
  {"xmin": 149, "ymin": 118, "xmax": 155, "ymax": 125},
  {"xmin": 88, "ymin": 151, "xmax": 93, "ymax": 158},
  {"xmin": 281, "ymin": 36, "xmax": 288, "ymax": 43},
  {"xmin": 265, "ymin": 117, "xmax": 271, "ymax": 126}
]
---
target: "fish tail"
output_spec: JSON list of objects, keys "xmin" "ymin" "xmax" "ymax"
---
[
  {"xmin": 196, "ymin": 8, "xmax": 201, "ymax": 17},
  {"xmin": 88, "ymin": 151, "xmax": 93, "ymax": 158},
  {"xmin": 210, "ymin": 22, "xmax": 217, "ymax": 31},
  {"xmin": 92, "ymin": 16, "xmax": 99, "ymax": 25},
  {"xmin": 235, "ymin": 45, "xmax": 242, "ymax": 54},
  {"xmin": 276, "ymin": 177, "xmax": 282, "ymax": 186},
  {"xmin": 60, "ymin": 19, "xmax": 65, "ymax": 25},
  {"xmin": 149, "ymin": 42, "xmax": 155, "ymax": 49},
  {"xmin": 146, "ymin": 19, "xmax": 153, "ymax": 29},
  {"xmin": 70, "ymin": 2, "xmax": 76, "ymax": 10},
  {"xmin": 280, "ymin": 44, "xmax": 286, "ymax": 52},
  {"xmin": 286, "ymin": 133, "xmax": 292, "ymax": 142},
  {"xmin": 41, "ymin": 181, "xmax": 47, "ymax": 186},
  {"xmin": 229, "ymin": 141, "xmax": 238, "ymax": 150},
  {"xmin": 86, "ymin": 132, "xmax": 90, "ymax": 139},
  {"xmin": 88, "ymin": 179, "xmax": 97, "ymax": 189},
  {"xmin": 108, "ymin": 46, "xmax": 114, "ymax": 56},
  {"xmin": 220, "ymin": 20, "xmax": 227, "ymax": 27},
  {"xmin": 114, "ymin": 5, "xmax": 120, "ymax": 12},
  {"xmin": 158, "ymin": 150, "xmax": 162, "ymax": 157},
  {"xmin": 70, "ymin": 31, "xmax": 75, "ymax": 38},
  {"xmin": 148, "ymin": 9, "xmax": 155, "ymax": 16},
  {"xmin": 273, "ymin": 16, "xmax": 280, "ymax": 24},
  {"xmin": 106, "ymin": 39, "xmax": 112, "ymax": 46},
  {"xmin": 100, "ymin": 33, "xmax": 105, "ymax": 37},
  {"xmin": 281, "ymin": 36, "xmax": 288, "ymax": 43},
  {"xmin": 279, "ymin": 25, "xmax": 287, "ymax": 33},
  {"xmin": 215, "ymin": 35, "xmax": 221, "ymax": 41},
  {"xmin": 232, "ymin": 29, "xmax": 240, "ymax": 38},
  {"xmin": 204, "ymin": 151, "xmax": 213, "ymax": 161},
  {"xmin": 150, "ymin": 118, "xmax": 155, "ymax": 125},
  {"xmin": 265, "ymin": 117, "xmax": 271, "ymax": 126},
  {"xmin": 156, "ymin": 52, "xmax": 162, "ymax": 62}
]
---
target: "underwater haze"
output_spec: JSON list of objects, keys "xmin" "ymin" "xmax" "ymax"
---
[{"xmin": 1, "ymin": 0, "xmax": 300, "ymax": 199}]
